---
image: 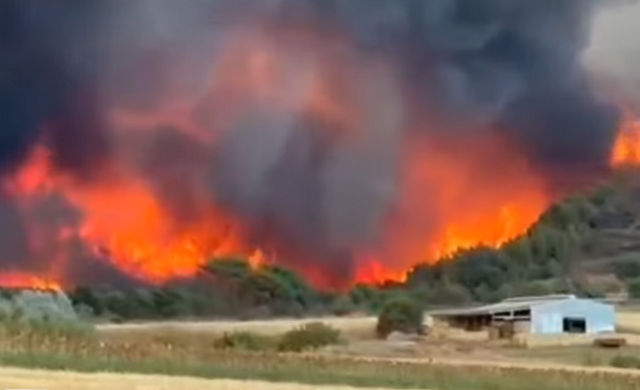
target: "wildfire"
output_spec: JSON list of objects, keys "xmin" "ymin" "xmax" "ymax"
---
[
  {"xmin": 1, "ymin": 28, "xmax": 640, "ymax": 292},
  {"xmin": 355, "ymin": 256, "xmax": 408, "ymax": 285},
  {"xmin": 611, "ymin": 109, "xmax": 640, "ymax": 166},
  {"xmin": 375, "ymin": 132, "xmax": 550, "ymax": 283},
  {"xmin": 0, "ymin": 272, "xmax": 62, "ymax": 292},
  {"xmin": 5, "ymin": 146, "xmax": 255, "ymax": 286},
  {"xmin": 74, "ymin": 181, "xmax": 238, "ymax": 282},
  {"xmin": 248, "ymin": 249, "xmax": 270, "ymax": 270}
]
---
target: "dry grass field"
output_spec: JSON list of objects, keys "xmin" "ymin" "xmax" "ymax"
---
[
  {"xmin": 94, "ymin": 308, "xmax": 640, "ymax": 369},
  {"xmin": 617, "ymin": 311, "xmax": 640, "ymax": 333},
  {"xmin": 97, "ymin": 315, "xmax": 378, "ymax": 339},
  {"xmin": 5, "ymin": 311, "xmax": 640, "ymax": 390},
  {"xmin": 97, "ymin": 307, "xmax": 640, "ymax": 338},
  {"xmin": 0, "ymin": 366, "xmax": 423, "ymax": 390},
  {"xmin": 2, "ymin": 307, "xmax": 638, "ymax": 390}
]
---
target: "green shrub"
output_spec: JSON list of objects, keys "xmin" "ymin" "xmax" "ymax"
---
[
  {"xmin": 376, "ymin": 295, "xmax": 424, "ymax": 338},
  {"xmin": 213, "ymin": 331, "xmax": 275, "ymax": 351},
  {"xmin": 0, "ymin": 291, "xmax": 93, "ymax": 342},
  {"xmin": 610, "ymin": 355, "xmax": 640, "ymax": 369},
  {"xmin": 278, "ymin": 322, "xmax": 341, "ymax": 352},
  {"xmin": 0, "ymin": 291, "xmax": 79, "ymax": 322}
]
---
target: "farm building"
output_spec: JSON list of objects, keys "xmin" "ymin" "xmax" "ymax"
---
[{"xmin": 429, "ymin": 294, "xmax": 615, "ymax": 338}]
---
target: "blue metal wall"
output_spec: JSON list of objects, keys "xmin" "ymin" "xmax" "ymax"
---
[{"xmin": 530, "ymin": 299, "xmax": 615, "ymax": 335}]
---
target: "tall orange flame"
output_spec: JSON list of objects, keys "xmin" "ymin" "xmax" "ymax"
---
[
  {"xmin": 372, "ymin": 133, "xmax": 550, "ymax": 283},
  {"xmin": 611, "ymin": 109, "xmax": 640, "ymax": 167}
]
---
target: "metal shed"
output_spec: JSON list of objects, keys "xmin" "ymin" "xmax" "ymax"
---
[{"xmin": 429, "ymin": 294, "xmax": 616, "ymax": 336}]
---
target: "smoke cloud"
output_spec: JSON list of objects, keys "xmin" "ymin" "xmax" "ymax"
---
[{"xmin": 0, "ymin": 0, "xmax": 633, "ymax": 285}]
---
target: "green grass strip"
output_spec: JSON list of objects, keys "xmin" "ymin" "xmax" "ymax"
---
[{"xmin": 0, "ymin": 351, "xmax": 639, "ymax": 390}]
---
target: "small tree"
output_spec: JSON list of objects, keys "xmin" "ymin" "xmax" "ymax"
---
[{"xmin": 376, "ymin": 295, "xmax": 424, "ymax": 338}]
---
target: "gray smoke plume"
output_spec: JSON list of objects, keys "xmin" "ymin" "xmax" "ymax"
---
[{"xmin": 0, "ymin": 0, "xmax": 632, "ymax": 286}]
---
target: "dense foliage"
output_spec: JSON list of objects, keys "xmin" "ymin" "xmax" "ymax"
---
[{"xmin": 67, "ymin": 172, "xmax": 640, "ymax": 320}]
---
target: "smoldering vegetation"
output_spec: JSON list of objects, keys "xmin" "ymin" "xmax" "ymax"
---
[{"xmin": 0, "ymin": 0, "xmax": 635, "ymax": 285}]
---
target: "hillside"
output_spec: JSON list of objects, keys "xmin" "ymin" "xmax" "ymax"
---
[{"xmin": 405, "ymin": 168, "xmax": 640, "ymax": 305}]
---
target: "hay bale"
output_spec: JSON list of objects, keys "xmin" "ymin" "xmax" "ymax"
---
[{"xmin": 594, "ymin": 336, "xmax": 628, "ymax": 349}]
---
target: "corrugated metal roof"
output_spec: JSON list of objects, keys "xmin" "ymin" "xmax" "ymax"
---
[
  {"xmin": 501, "ymin": 294, "xmax": 576, "ymax": 303},
  {"xmin": 429, "ymin": 295, "xmax": 577, "ymax": 317}
]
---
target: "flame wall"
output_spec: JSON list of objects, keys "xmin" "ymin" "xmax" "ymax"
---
[{"xmin": 0, "ymin": 0, "xmax": 635, "ymax": 289}]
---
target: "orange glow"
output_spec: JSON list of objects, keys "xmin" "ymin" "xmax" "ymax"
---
[
  {"xmin": 611, "ymin": 109, "xmax": 640, "ymax": 166},
  {"xmin": 248, "ymin": 249, "xmax": 270, "ymax": 270},
  {"xmin": 71, "ymin": 179, "xmax": 246, "ymax": 283},
  {"xmin": 3, "ymin": 146, "xmax": 56, "ymax": 198},
  {"xmin": 0, "ymin": 272, "xmax": 62, "ymax": 292},
  {"xmin": 0, "ymin": 31, "xmax": 354, "ymax": 288},
  {"xmin": 355, "ymin": 255, "xmax": 407, "ymax": 285},
  {"xmin": 379, "ymin": 133, "xmax": 550, "ymax": 281},
  {"xmin": 2, "ymin": 144, "xmax": 253, "ymax": 286},
  {"xmin": 0, "ymin": 30, "xmax": 555, "ymax": 290},
  {"xmin": 2, "ymin": 27, "xmax": 636, "ymax": 291}
]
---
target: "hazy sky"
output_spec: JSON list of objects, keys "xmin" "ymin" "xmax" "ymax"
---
[{"xmin": 585, "ymin": 0, "xmax": 640, "ymax": 92}]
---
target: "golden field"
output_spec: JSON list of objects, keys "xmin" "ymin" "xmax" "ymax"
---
[
  {"xmin": 0, "ymin": 366, "xmax": 426, "ymax": 390},
  {"xmin": 92, "ymin": 308, "xmax": 640, "ymax": 370},
  {"xmin": 98, "ymin": 307, "xmax": 640, "ymax": 338},
  {"xmin": 97, "ymin": 315, "xmax": 378, "ymax": 339},
  {"xmin": 617, "ymin": 311, "xmax": 640, "ymax": 333}
]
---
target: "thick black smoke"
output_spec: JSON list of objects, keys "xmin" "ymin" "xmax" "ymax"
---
[{"xmin": 0, "ymin": 0, "xmax": 629, "ymax": 285}]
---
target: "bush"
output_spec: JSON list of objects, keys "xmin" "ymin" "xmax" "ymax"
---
[
  {"xmin": 213, "ymin": 331, "xmax": 275, "ymax": 351},
  {"xmin": 0, "ymin": 291, "xmax": 92, "ymax": 340},
  {"xmin": 278, "ymin": 322, "xmax": 341, "ymax": 352},
  {"xmin": 376, "ymin": 295, "xmax": 424, "ymax": 338},
  {"xmin": 331, "ymin": 295, "xmax": 356, "ymax": 317},
  {"xmin": 8, "ymin": 291, "xmax": 78, "ymax": 321},
  {"xmin": 610, "ymin": 355, "xmax": 640, "ymax": 369}
]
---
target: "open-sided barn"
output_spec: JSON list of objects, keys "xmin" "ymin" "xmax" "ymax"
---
[{"xmin": 429, "ymin": 294, "xmax": 615, "ymax": 337}]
